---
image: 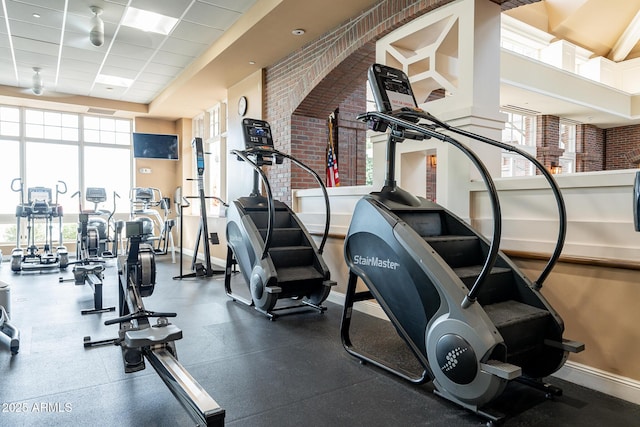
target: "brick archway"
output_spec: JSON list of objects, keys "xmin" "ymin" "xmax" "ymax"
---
[{"xmin": 264, "ymin": 0, "xmax": 540, "ymax": 204}]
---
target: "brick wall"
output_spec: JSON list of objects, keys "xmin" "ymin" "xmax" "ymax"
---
[
  {"xmin": 576, "ymin": 124, "xmax": 604, "ymax": 172},
  {"xmin": 605, "ymin": 125, "xmax": 640, "ymax": 169},
  {"xmin": 536, "ymin": 115, "xmax": 563, "ymax": 169},
  {"xmin": 263, "ymin": 0, "xmax": 541, "ymax": 204}
]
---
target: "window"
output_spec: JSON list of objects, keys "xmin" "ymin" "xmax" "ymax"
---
[
  {"xmin": 191, "ymin": 103, "xmax": 226, "ymax": 216},
  {"xmin": 501, "ymin": 110, "xmax": 537, "ymax": 177},
  {"xmin": 559, "ymin": 121, "xmax": 576, "ymax": 173},
  {"xmin": 84, "ymin": 116, "xmax": 131, "ymax": 145},
  {"xmin": 0, "ymin": 104, "xmax": 132, "ymax": 244}
]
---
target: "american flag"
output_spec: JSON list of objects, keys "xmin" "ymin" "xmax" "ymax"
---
[{"xmin": 327, "ymin": 144, "xmax": 340, "ymax": 187}]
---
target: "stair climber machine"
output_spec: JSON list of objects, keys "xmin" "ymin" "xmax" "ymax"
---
[
  {"xmin": 129, "ymin": 186, "xmax": 176, "ymax": 261},
  {"xmin": 58, "ymin": 188, "xmax": 122, "ymax": 315},
  {"xmin": 83, "ymin": 221, "xmax": 225, "ymax": 426},
  {"xmin": 225, "ymin": 118, "xmax": 336, "ymax": 319},
  {"xmin": 340, "ymin": 64, "xmax": 584, "ymax": 424},
  {"xmin": 10, "ymin": 178, "xmax": 69, "ymax": 272}
]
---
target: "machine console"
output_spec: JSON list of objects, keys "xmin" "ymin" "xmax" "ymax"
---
[
  {"xmin": 368, "ymin": 63, "xmax": 418, "ymax": 113},
  {"xmin": 27, "ymin": 187, "xmax": 52, "ymax": 205},
  {"xmin": 86, "ymin": 187, "xmax": 107, "ymax": 204},
  {"xmin": 242, "ymin": 118, "xmax": 275, "ymax": 151}
]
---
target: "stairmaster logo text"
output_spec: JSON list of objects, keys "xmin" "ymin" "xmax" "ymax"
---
[{"xmin": 353, "ymin": 254, "xmax": 400, "ymax": 270}]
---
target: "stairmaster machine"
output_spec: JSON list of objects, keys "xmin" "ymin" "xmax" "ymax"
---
[
  {"xmin": 225, "ymin": 118, "xmax": 336, "ymax": 319},
  {"xmin": 341, "ymin": 63, "xmax": 584, "ymax": 424}
]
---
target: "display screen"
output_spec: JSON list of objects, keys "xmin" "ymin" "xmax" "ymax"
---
[
  {"xmin": 243, "ymin": 119, "xmax": 274, "ymax": 148},
  {"xmin": 384, "ymin": 77, "xmax": 417, "ymax": 110},
  {"xmin": 132, "ymin": 133, "xmax": 179, "ymax": 160}
]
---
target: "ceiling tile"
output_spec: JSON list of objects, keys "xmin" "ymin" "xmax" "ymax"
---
[
  {"xmin": 115, "ymin": 26, "xmax": 166, "ymax": 49},
  {"xmin": 146, "ymin": 62, "xmax": 183, "ymax": 77},
  {"xmin": 153, "ymin": 50, "xmax": 195, "ymax": 68},
  {"xmin": 171, "ymin": 21, "xmax": 223, "ymax": 44},
  {"xmin": 9, "ymin": 20, "xmax": 61, "ymax": 44},
  {"xmin": 5, "ymin": 1, "xmax": 66, "ymax": 29},
  {"xmin": 136, "ymin": 72, "xmax": 173, "ymax": 85},
  {"xmin": 103, "ymin": 54, "xmax": 148, "ymax": 71},
  {"xmin": 161, "ymin": 37, "xmax": 208, "ymax": 56},
  {"xmin": 198, "ymin": 0, "xmax": 257, "ymax": 13},
  {"xmin": 129, "ymin": 0, "xmax": 194, "ymax": 19},
  {"xmin": 109, "ymin": 42, "xmax": 155, "ymax": 60},
  {"xmin": 183, "ymin": 2, "xmax": 240, "ymax": 29}
]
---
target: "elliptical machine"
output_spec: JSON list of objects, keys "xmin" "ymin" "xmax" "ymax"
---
[
  {"xmin": 129, "ymin": 187, "xmax": 175, "ymax": 260},
  {"xmin": 340, "ymin": 64, "xmax": 584, "ymax": 423},
  {"xmin": 84, "ymin": 221, "xmax": 225, "ymax": 426},
  {"xmin": 72, "ymin": 187, "xmax": 122, "ymax": 261},
  {"xmin": 225, "ymin": 118, "xmax": 336, "ymax": 319},
  {"xmin": 10, "ymin": 178, "xmax": 69, "ymax": 272}
]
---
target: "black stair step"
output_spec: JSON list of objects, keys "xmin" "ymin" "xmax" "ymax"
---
[
  {"xmin": 258, "ymin": 227, "xmax": 305, "ymax": 247},
  {"xmin": 453, "ymin": 265, "xmax": 515, "ymax": 305},
  {"xmin": 268, "ymin": 246, "xmax": 314, "ymax": 267},
  {"xmin": 248, "ymin": 210, "xmax": 294, "ymax": 229},
  {"xmin": 276, "ymin": 265, "xmax": 324, "ymax": 284},
  {"xmin": 423, "ymin": 234, "xmax": 483, "ymax": 267},
  {"xmin": 484, "ymin": 300, "xmax": 551, "ymax": 358}
]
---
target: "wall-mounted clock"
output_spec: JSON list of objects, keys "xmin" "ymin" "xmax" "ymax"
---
[{"xmin": 238, "ymin": 96, "xmax": 248, "ymax": 116}]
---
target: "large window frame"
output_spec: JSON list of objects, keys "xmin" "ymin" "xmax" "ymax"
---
[{"xmin": 0, "ymin": 104, "xmax": 132, "ymax": 245}]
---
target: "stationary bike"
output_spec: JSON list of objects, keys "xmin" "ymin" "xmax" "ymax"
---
[
  {"xmin": 10, "ymin": 178, "xmax": 69, "ymax": 272},
  {"xmin": 340, "ymin": 64, "xmax": 584, "ymax": 423}
]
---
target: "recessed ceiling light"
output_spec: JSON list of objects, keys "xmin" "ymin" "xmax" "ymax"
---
[
  {"xmin": 32, "ymin": 13, "xmax": 41, "ymax": 18},
  {"xmin": 292, "ymin": 29, "xmax": 305, "ymax": 36},
  {"xmin": 96, "ymin": 74, "xmax": 133, "ymax": 87},
  {"xmin": 249, "ymin": 61, "xmax": 256, "ymax": 65},
  {"xmin": 122, "ymin": 7, "xmax": 178, "ymax": 35}
]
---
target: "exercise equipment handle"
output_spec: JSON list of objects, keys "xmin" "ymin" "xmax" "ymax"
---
[
  {"xmin": 358, "ymin": 110, "xmax": 502, "ymax": 309},
  {"xmin": 11, "ymin": 178, "xmax": 24, "ymax": 206},
  {"xmin": 402, "ymin": 108, "xmax": 566, "ymax": 290},
  {"xmin": 231, "ymin": 149, "xmax": 275, "ymax": 260}
]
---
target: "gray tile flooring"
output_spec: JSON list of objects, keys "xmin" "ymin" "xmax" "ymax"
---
[{"xmin": 1, "ymin": 255, "xmax": 639, "ymax": 426}]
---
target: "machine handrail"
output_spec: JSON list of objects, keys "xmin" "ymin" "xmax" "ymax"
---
[
  {"xmin": 277, "ymin": 152, "xmax": 331, "ymax": 254},
  {"xmin": 396, "ymin": 108, "xmax": 566, "ymax": 290},
  {"xmin": 357, "ymin": 110, "xmax": 502, "ymax": 309},
  {"xmin": 230, "ymin": 149, "xmax": 275, "ymax": 260}
]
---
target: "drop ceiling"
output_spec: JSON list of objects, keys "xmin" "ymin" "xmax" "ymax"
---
[{"xmin": 1, "ymin": 0, "xmax": 640, "ymax": 127}]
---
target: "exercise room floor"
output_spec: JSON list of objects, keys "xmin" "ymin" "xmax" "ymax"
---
[{"xmin": 1, "ymin": 255, "xmax": 639, "ymax": 426}]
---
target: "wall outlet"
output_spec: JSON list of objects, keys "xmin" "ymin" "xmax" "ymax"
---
[{"xmin": 139, "ymin": 168, "xmax": 152, "ymax": 174}]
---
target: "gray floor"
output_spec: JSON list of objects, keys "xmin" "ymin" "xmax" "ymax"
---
[{"xmin": 1, "ymin": 255, "xmax": 639, "ymax": 426}]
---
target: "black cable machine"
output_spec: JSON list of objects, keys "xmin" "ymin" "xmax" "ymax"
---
[
  {"xmin": 10, "ymin": 178, "xmax": 69, "ymax": 272},
  {"xmin": 225, "ymin": 118, "xmax": 336, "ymax": 319},
  {"xmin": 84, "ymin": 221, "xmax": 225, "ymax": 426},
  {"xmin": 340, "ymin": 64, "xmax": 584, "ymax": 424},
  {"xmin": 173, "ymin": 137, "xmax": 226, "ymax": 279}
]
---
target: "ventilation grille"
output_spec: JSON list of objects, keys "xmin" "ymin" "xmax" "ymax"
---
[
  {"xmin": 86, "ymin": 107, "xmax": 116, "ymax": 115},
  {"xmin": 501, "ymin": 104, "xmax": 541, "ymax": 115}
]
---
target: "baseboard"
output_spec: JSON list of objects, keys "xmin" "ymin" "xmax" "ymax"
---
[
  {"xmin": 178, "ymin": 248, "xmax": 226, "ymax": 269},
  {"xmin": 327, "ymin": 290, "xmax": 640, "ymax": 405},
  {"xmin": 552, "ymin": 361, "xmax": 640, "ymax": 405}
]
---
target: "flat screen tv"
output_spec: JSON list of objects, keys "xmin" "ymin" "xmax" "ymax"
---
[{"xmin": 132, "ymin": 133, "xmax": 179, "ymax": 160}]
